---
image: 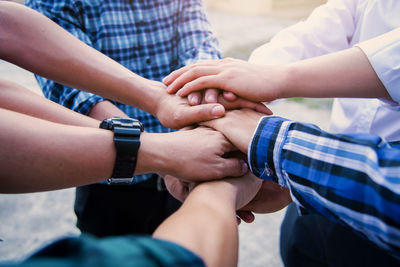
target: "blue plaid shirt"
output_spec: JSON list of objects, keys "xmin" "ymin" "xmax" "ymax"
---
[
  {"xmin": 250, "ymin": 116, "xmax": 400, "ymax": 257},
  {"xmin": 26, "ymin": 0, "xmax": 222, "ymax": 183}
]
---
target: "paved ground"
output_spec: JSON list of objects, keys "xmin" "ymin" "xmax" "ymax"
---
[{"xmin": 0, "ymin": 6, "xmax": 330, "ymax": 267}]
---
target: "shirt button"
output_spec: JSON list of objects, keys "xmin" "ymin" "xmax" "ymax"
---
[{"xmin": 264, "ymin": 168, "xmax": 273, "ymax": 176}]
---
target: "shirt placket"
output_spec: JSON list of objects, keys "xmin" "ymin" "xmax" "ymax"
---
[{"xmin": 134, "ymin": 3, "xmax": 152, "ymax": 73}]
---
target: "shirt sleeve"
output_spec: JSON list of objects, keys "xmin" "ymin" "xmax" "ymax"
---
[
  {"xmin": 249, "ymin": 116, "xmax": 400, "ymax": 256},
  {"xmin": 26, "ymin": 0, "xmax": 106, "ymax": 115},
  {"xmin": 16, "ymin": 235, "xmax": 205, "ymax": 267},
  {"xmin": 176, "ymin": 0, "xmax": 222, "ymax": 66},
  {"xmin": 249, "ymin": 0, "xmax": 356, "ymax": 65},
  {"xmin": 356, "ymin": 28, "xmax": 400, "ymax": 104}
]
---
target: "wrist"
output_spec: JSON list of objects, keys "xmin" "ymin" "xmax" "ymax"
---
[
  {"xmin": 273, "ymin": 64, "xmax": 296, "ymax": 100},
  {"xmin": 136, "ymin": 132, "xmax": 169, "ymax": 175},
  {"xmin": 152, "ymin": 87, "xmax": 169, "ymax": 119},
  {"xmin": 188, "ymin": 181, "xmax": 237, "ymax": 215}
]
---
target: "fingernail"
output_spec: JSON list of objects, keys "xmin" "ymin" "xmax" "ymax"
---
[
  {"xmin": 206, "ymin": 94, "xmax": 217, "ymax": 103},
  {"xmin": 163, "ymin": 76, "xmax": 170, "ymax": 84},
  {"xmin": 190, "ymin": 95, "xmax": 199, "ymax": 105},
  {"xmin": 211, "ymin": 105, "xmax": 225, "ymax": 117},
  {"xmin": 176, "ymin": 89, "xmax": 183, "ymax": 96},
  {"xmin": 241, "ymin": 161, "xmax": 248, "ymax": 173}
]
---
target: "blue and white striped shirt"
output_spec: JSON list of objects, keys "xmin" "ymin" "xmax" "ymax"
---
[
  {"xmin": 26, "ymin": 0, "xmax": 222, "ymax": 183},
  {"xmin": 249, "ymin": 116, "xmax": 400, "ymax": 256}
]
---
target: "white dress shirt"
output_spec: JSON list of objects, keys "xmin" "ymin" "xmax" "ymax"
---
[{"xmin": 249, "ymin": 0, "xmax": 400, "ymax": 141}]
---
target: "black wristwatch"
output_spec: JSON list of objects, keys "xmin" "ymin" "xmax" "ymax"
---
[{"xmin": 100, "ymin": 117, "xmax": 144, "ymax": 185}]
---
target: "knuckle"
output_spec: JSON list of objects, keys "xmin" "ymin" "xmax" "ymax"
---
[
  {"xmin": 213, "ymin": 168, "xmax": 224, "ymax": 178},
  {"xmin": 172, "ymin": 111, "xmax": 184, "ymax": 124}
]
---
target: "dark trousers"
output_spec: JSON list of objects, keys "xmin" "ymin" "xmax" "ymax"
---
[
  {"xmin": 74, "ymin": 176, "xmax": 181, "ymax": 237},
  {"xmin": 280, "ymin": 203, "xmax": 399, "ymax": 267}
]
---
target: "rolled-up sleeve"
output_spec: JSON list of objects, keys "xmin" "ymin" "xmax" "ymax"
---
[
  {"xmin": 356, "ymin": 28, "xmax": 400, "ymax": 104},
  {"xmin": 249, "ymin": 0, "xmax": 356, "ymax": 65}
]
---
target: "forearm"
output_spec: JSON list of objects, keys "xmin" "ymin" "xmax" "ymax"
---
[
  {"xmin": 0, "ymin": 2, "xmax": 161, "ymax": 114},
  {"xmin": 279, "ymin": 46, "xmax": 390, "ymax": 100},
  {"xmin": 153, "ymin": 181, "xmax": 238, "ymax": 267},
  {"xmin": 0, "ymin": 108, "xmax": 115, "ymax": 193},
  {"xmin": 88, "ymin": 100, "xmax": 129, "ymax": 121},
  {"xmin": 0, "ymin": 79, "xmax": 99, "ymax": 128}
]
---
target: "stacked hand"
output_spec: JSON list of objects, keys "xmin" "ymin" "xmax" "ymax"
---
[
  {"xmin": 163, "ymin": 58, "xmax": 287, "ymax": 103},
  {"xmin": 152, "ymin": 80, "xmax": 272, "ymax": 129},
  {"xmin": 158, "ymin": 60, "xmax": 292, "ymax": 220},
  {"xmin": 160, "ymin": 108, "xmax": 292, "ymax": 220}
]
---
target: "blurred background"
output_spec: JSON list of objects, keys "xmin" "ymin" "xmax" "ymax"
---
[{"xmin": 0, "ymin": 1, "xmax": 330, "ymax": 266}]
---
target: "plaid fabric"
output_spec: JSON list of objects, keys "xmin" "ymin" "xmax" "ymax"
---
[
  {"xmin": 5, "ymin": 234, "xmax": 204, "ymax": 267},
  {"xmin": 249, "ymin": 116, "xmax": 400, "ymax": 257},
  {"xmin": 26, "ymin": 0, "xmax": 221, "ymax": 183}
]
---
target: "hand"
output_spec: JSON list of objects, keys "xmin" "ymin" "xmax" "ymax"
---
[
  {"xmin": 236, "ymin": 180, "xmax": 292, "ymax": 224},
  {"xmin": 241, "ymin": 180, "xmax": 292, "ymax": 213},
  {"xmin": 163, "ymin": 58, "xmax": 286, "ymax": 102},
  {"xmin": 138, "ymin": 127, "xmax": 249, "ymax": 181},
  {"xmin": 152, "ymin": 81, "xmax": 226, "ymax": 129},
  {"xmin": 187, "ymin": 89, "xmax": 272, "ymax": 115},
  {"xmin": 188, "ymin": 172, "xmax": 263, "ymax": 210},
  {"xmin": 163, "ymin": 175, "xmax": 190, "ymax": 202},
  {"xmin": 201, "ymin": 108, "xmax": 265, "ymax": 154},
  {"xmin": 153, "ymin": 81, "xmax": 270, "ymax": 129}
]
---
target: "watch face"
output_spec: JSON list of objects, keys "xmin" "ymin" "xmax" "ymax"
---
[{"xmin": 103, "ymin": 117, "xmax": 144, "ymax": 131}]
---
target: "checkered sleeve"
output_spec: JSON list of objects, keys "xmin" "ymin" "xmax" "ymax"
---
[
  {"xmin": 249, "ymin": 116, "xmax": 400, "ymax": 257},
  {"xmin": 177, "ymin": 0, "xmax": 222, "ymax": 66},
  {"xmin": 26, "ymin": 0, "xmax": 106, "ymax": 115}
]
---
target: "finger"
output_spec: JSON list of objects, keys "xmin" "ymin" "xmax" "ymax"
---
[
  {"xmin": 188, "ymin": 91, "xmax": 202, "ymax": 106},
  {"xmin": 223, "ymin": 91, "xmax": 238, "ymax": 101},
  {"xmin": 221, "ymin": 139, "xmax": 236, "ymax": 154},
  {"xmin": 236, "ymin": 210, "xmax": 255, "ymax": 223},
  {"xmin": 175, "ymin": 104, "xmax": 225, "ymax": 127},
  {"xmin": 204, "ymin": 88, "xmax": 219, "ymax": 103},
  {"xmin": 180, "ymin": 125, "xmax": 196, "ymax": 131},
  {"xmin": 217, "ymin": 95, "xmax": 273, "ymax": 115},
  {"xmin": 168, "ymin": 68, "xmax": 220, "ymax": 95},
  {"xmin": 218, "ymin": 158, "xmax": 248, "ymax": 177},
  {"xmin": 163, "ymin": 65, "xmax": 193, "ymax": 86},
  {"xmin": 163, "ymin": 60, "xmax": 220, "ymax": 86},
  {"xmin": 256, "ymin": 103, "xmax": 273, "ymax": 115}
]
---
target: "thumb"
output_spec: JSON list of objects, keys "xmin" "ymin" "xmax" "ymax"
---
[{"xmin": 178, "ymin": 104, "xmax": 225, "ymax": 126}]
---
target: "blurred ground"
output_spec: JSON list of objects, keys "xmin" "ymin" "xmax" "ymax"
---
[{"xmin": 0, "ymin": 4, "xmax": 331, "ymax": 267}]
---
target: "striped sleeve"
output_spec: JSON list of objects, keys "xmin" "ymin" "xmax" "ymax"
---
[{"xmin": 248, "ymin": 116, "xmax": 400, "ymax": 256}]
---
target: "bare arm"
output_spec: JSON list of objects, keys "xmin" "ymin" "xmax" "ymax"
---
[
  {"xmin": 0, "ymin": 84, "xmax": 248, "ymax": 194},
  {"xmin": 0, "ymin": 108, "xmax": 115, "ymax": 193},
  {"xmin": 0, "ymin": 2, "xmax": 235, "ymax": 129},
  {"xmin": 153, "ymin": 173, "xmax": 261, "ymax": 267},
  {"xmin": 0, "ymin": 1, "xmax": 156, "ymax": 112},
  {"xmin": 164, "ymin": 36, "xmax": 395, "ymax": 102},
  {"xmin": 0, "ymin": 79, "xmax": 99, "ymax": 127}
]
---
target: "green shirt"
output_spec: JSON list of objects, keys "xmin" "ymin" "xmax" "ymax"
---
[{"xmin": 3, "ymin": 235, "xmax": 204, "ymax": 267}]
